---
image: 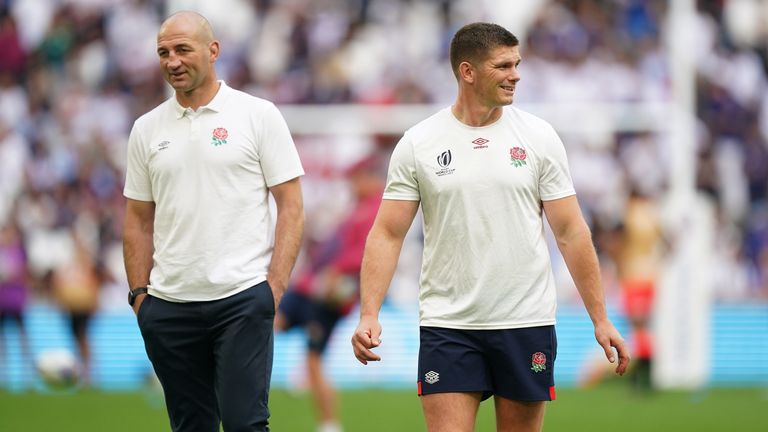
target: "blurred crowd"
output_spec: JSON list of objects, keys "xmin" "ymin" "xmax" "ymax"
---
[{"xmin": 0, "ymin": 0, "xmax": 767, "ymax": 339}]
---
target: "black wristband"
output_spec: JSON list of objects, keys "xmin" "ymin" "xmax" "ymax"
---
[{"xmin": 128, "ymin": 287, "xmax": 149, "ymax": 306}]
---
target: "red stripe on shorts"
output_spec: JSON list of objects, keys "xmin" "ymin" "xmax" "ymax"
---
[
  {"xmin": 417, "ymin": 381, "xmax": 422, "ymax": 396},
  {"xmin": 549, "ymin": 386, "xmax": 557, "ymax": 400}
]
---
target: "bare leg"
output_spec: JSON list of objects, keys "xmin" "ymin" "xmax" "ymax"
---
[
  {"xmin": 421, "ymin": 392, "xmax": 482, "ymax": 432},
  {"xmin": 18, "ymin": 326, "xmax": 33, "ymax": 388},
  {"xmin": 307, "ymin": 351, "xmax": 341, "ymax": 429},
  {"xmin": 75, "ymin": 331, "xmax": 91, "ymax": 385},
  {"xmin": 494, "ymin": 396, "xmax": 547, "ymax": 432},
  {"xmin": 273, "ymin": 310, "xmax": 288, "ymax": 332},
  {"xmin": 0, "ymin": 328, "xmax": 5, "ymax": 387}
]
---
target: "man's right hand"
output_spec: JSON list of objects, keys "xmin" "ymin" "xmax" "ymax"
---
[
  {"xmin": 132, "ymin": 293, "xmax": 148, "ymax": 316},
  {"xmin": 351, "ymin": 315, "xmax": 382, "ymax": 365}
]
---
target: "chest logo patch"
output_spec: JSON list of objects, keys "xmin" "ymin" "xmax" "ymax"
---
[
  {"xmin": 435, "ymin": 150, "xmax": 455, "ymax": 176},
  {"xmin": 211, "ymin": 127, "xmax": 229, "ymax": 146},
  {"xmin": 510, "ymin": 147, "xmax": 527, "ymax": 167},
  {"xmin": 437, "ymin": 150, "xmax": 452, "ymax": 167},
  {"xmin": 472, "ymin": 137, "xmax": 489, "ymax": 149}
]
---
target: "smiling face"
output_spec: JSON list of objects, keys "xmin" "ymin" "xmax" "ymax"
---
[
  {"xmin": 471, "ymin": 45, "xmax": 521, "ymax": 108},
  {"xmin": 156, "ymin": 13, "xmax": 219, "ymax": 97}
]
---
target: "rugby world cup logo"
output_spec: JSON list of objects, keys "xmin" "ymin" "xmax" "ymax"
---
[
  {"xmin": 435, "ymin": 150, "xmax": 455, "ymax": 176},
  {"xmin": 437, "ymin": 150, "xmax": 452, "ymax": 167}
]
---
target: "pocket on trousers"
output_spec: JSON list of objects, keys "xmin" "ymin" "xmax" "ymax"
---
[
  {"xmin": 137, "ymin": 294, "xmax": 152, "ymax": 326},
  {"xmin": 265, "ymin": 281, "xmax": 275, "ymax": 316}
]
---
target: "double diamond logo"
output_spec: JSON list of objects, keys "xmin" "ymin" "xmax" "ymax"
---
[
  {"xmin": 424, "ymin": 370, "xmax": 440, "ymax": 384},
  {"xmin": 472, "ymin": 137, "xmax": 489, "ymax": 149}
]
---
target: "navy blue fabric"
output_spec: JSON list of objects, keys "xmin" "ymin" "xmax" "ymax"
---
[
  {"xmin": 417, "ymin": 325, "xmax": 557, "ymax": 401},
  {"xmin": 278, "ymin": 289, "xmax": 342, "ymax": 353},
  {"xmin": 138, "ymin": 281, "xmax": 275, "ymax": 432}
]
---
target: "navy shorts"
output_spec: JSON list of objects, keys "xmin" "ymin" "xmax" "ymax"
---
[
  {"xmin": 278, "ymin": 290, "xmax": 342, "ymax": 353},
  {"xmin": 417, "ymin": 326, "xmax": 557, "ymax": 401}
]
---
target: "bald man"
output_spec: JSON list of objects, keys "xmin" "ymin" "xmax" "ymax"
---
[{"xmin": 123, "ymin": 11, "xmax": 304, "ymax": 431}]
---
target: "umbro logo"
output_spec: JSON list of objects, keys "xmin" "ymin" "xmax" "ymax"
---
[
  {"xmin": 157, "ymin": 140, "xmax": 170, "ymax": 151},
  {"xmin": 424, "ymin": 370, "xmax": 439, "ymax": 384},
  {"xmin": 472, "ymin": 137, "xmax": 489, "ymax": 149}
]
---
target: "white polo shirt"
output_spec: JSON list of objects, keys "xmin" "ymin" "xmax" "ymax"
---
[
  {"xmin": 384, "ymin": 106, "xmax": 575, "ymax": 329},
  {"xmin": 124, "ymin": 81, "xmax": 304, "ymax": 302}
]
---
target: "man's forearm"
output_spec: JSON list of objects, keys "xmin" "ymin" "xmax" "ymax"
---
[
  {"xmin": 267, "ymin": 201, "xmax": 304, "ymax": 292},
  {"xmin": 123, "ymin": 227, "xmax": 154, "ymax": 289},
  {"xmin": 358, "ymin": 228, "xmax": 405, "ymax": 318},
  {"xmin": 558, "ymin": 228, "xmax": 608, "ymax": 324}
]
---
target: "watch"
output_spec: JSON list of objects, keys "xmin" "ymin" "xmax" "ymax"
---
[{"xmin": 128, "ymin": 287, "xmax": 149, "ymax": 306}]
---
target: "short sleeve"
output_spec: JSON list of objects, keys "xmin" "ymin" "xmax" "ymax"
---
[
  {"xmin": 258, "ymin": 103, "xmax": 304, "ymax": 187},
  {"xmin": 538, "ymin": 125, "xmax": 576, "ymax": 201},
  {"xmin": 123, "ymin": 122, "xmax": 154, "ymax": 202},
  {"xmin": 383, "ymin": 134, "xmax": 420, "ymax": 201}
]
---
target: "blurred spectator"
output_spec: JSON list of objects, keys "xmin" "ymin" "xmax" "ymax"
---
[
  {"xmin": 0, "ymin": 7, "xmax": 27, "ymax": 79},
  {"xmin": 0, "ymin": 220, "xmax": 32, "ymax": 388},
  {"xmin": 50, "ymin": 231, "xmax": 101, "ymax": 385}
]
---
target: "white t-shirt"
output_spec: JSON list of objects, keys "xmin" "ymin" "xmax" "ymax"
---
[
  {"xmin": 384, "ymin": 106, "xmax": 575, "ymax": 329},
  {"xmin": 124, "ymin": 82, "xmax": 304, "ymax": 302}
]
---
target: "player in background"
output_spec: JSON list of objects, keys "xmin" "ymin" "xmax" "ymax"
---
[
  {"xmin": 276, "ymin": 155, "xmax": 384, "ymax": 432},
  {"xmin": 615, "ymin": 188, "xmax": 664, "ymax": 391},
  {"xmin": 351, "ymin": 22, "xmax": 630, "ymax": 432}
]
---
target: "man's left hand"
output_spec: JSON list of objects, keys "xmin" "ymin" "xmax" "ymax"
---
[{"xmin": 594, "ymin": 319, "xmax": 631, "ymax": 375}]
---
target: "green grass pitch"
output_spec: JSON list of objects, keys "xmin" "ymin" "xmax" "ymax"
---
[{"xmin": 0, "ymin": 384, "xmax": 766, "ymax": 431}]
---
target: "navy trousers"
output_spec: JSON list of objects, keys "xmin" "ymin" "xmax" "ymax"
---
[{"xmin": 137, "ymin": 281, "xmax": 275, "ymax": 432}]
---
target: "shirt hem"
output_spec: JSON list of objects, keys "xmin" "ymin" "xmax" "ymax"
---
[
  {"xmin": 382, "ymin": 194, "xmax": 420, "ymax": 201},
  {"xmin": 123, "ymin": 190, "xmax": 154, "ymax": 202},
  {"xmin": 147, "ymin": 276, "xmax": 267, "ymax": 302},
  {"xmin": 540, "ymin": 190, "xmax": 575, "ymax": 201},
  {"xmin": 265, "ymin": 170, "xmax": 305, "ymax": 188},
  {"xmin": 418, "ymin": 318, "xmax": 556, "ymax": 330}
]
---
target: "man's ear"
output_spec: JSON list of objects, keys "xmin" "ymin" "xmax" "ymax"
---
[
  {"xmin": 209, "ymin": 40, "xmax": 220, "ymax": 63},
  {"xmin": 458, "ymin": 61, "xmax": 475, "ymax": 84}
]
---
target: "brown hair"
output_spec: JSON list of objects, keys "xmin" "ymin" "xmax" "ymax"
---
[{"xmin": 449, "ymin": 23, "xmax": 519, "ymax": 79}]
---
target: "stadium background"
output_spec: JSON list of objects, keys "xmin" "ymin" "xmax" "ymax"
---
[{"xmin": 0, "ymin": 0, "xmax": 767, "ymax": 430}]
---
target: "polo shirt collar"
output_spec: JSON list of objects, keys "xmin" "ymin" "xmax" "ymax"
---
[{"xmin": 172, "ymin": 80, "xmax": 230, "ymax": 119}]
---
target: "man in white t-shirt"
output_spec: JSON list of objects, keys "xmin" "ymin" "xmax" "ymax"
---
[
  {"xmin": 123, "ymin": 11, "xmax": 304, "ymax": 432},
  {"xmin": 351, "ymin": 22, "xmax": 630, "ymax": 431}
]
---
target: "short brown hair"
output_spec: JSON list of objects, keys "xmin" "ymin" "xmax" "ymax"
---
[{"xmin": 449, "ymin": 23, "xmax": 519, "ymax": 79}]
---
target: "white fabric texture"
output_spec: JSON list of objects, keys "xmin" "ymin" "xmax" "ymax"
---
[
  {"xmin": 384, "ymin": 105, "xmax": 574, "ymax": 329},
  {"xmin": 124, "ymin": 82, "xmax": 304, "ymax": 302}
]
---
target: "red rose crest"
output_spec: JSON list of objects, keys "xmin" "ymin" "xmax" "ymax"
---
[
  {"xmin": 510, "ymin": 147, "xmax": 527, "ymax": 167},
  {"xmin": 531, "ymin": 352, "xmax": 547, "ymax": 373},
  {"xmin": 211, "ymin": 127, "xmax": 229, "ymax": 146}
]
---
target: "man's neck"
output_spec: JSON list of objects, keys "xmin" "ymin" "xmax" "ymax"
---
[
  {"xmin": 176, "ymin": 80, "xmax": 221, "ymax": 111},
  {"xmin": 451, "ymin": 95, "xmax": 503, "ymax": 127}
]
